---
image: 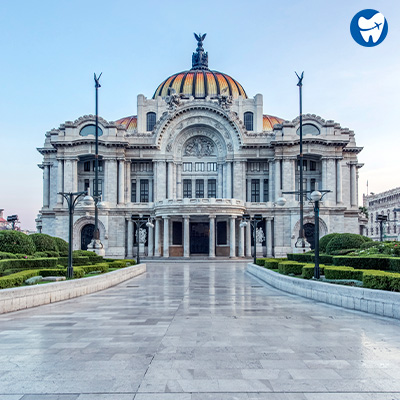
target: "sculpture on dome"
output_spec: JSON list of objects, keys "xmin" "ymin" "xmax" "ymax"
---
[{"xmin": 192, "ymin": 32, "xmax": 208, "ymax": 70}]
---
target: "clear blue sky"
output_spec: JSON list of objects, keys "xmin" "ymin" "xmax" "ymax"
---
[{"xmin": 0, "ymin": 0, "xmax": 399, "ymax": 230}]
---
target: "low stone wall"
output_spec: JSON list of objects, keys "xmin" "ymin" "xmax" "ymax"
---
[
  {"xmin": 0, "ymin": 264, "xmax": 146, "ymax": 314},
  {"xmin": 247, "ymin": 263, "xmax": 400, "ymax": 320}
]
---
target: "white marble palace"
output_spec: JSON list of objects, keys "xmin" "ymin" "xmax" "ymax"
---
[{"xmin": 37, "ymin": 34, "xmax": 363, "ymax": 258}]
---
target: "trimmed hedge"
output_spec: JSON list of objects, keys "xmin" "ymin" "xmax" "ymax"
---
[
  {"xmin": 326, "ymin": 234, "xmax": 365, "ymax": 255},
  {"xmin": 324, "ymin": 266, "xmax": 364, "ymax": 281},
  {"xmin": 332, "ymin": 256, "xmax": 391, "ymax": 271},
  {"xmin": 0, "ymin": 258, "xmax": 59, "ymax": 273},
  {"xmin": 319, "ymin": 233, "xmax": 340, "ymax": 253},
  {"xmin": 108, "ymin": 259, "xmax": 136, "ymax": 268},
  {"xmin": 0, "ymin": 270, "xmax": 39, "ymax": 289},
  {"xmin": 287, "ymin": 253, "xmax": 333, "ymax": 265},
  {"xmin": 278, "ymin": 261, "xmax": 306, "ymax": 275},
  {"xmin": 256, "ymin": 258, "xmax": 269, "ymax": 266},
  {"xmin": 80, "ymin": 264, "xmax": 109, "ymax": 274},
  {"xmin": 265, "ymin": 259, "xmax": 285, "ymax": 269},
  {"xmin": 0, "ymin": 230, "xmax": 36, "ymax": 255},
  {"xmin": 30, "ymin": 233, "xmax": 58, "ymax": 253},
  {"xmin": 57, "ymin": 256, "xmax": 91, "ymax": 267},
  {"xmin": 389, "ymin": 258, "xmax": 400, "ymax": 272},
  {"xmin": 302, "ymin": 264, "xmax": 326, "ymax": 279},
  {"xmin": 54, "ymin": 237, "xmax": 68, "ymax": 256},
  {"xmin": 0, "ymin": 252, "xmax": 18, "ymax": 260},
  {"xmin": 362, "ymin": 270, "xmax": 400, "ymax": 291}
]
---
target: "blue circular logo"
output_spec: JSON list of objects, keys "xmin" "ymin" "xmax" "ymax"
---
[{"xmin": 350, "ymin": 9, "xmax": 388, "ymax": 47}]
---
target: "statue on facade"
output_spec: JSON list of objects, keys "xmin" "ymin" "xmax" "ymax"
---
[
  {"xmin": 139, "ymin": 228, "xmax": 147, "ymax": 244},
  {"xmin": 165, "ymin": 88, "xmax": 181, "ymax": 110},
  {"xmin": 184, "ymin": 136, "xmax": 214, "ymax": 157},
  {"xmin": 256, "ymin": 227, "xmax": 265, "ymax": 244}
]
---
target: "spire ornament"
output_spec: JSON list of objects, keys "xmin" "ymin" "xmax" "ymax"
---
[{"xmin": 192, "ymin": 33, "xmax": 209, "ymax": 70}]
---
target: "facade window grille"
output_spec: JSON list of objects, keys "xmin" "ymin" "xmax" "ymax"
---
[
  {"xmin": 195, "ymin": 179, "xmax": 204, "ymax": 198},
  {"xmin": 140, "ymin": 179, "xmax": 149, "ymax": 202},
  {"xmin": 207, "ymin": 162, "xmax": 217, "ymax": 172},
  {"xmin": 244, "ymin": 112, "xmax": 254, "ymax": 131},
  {"xmin": 131, "ymin": 180, "xmax": 137, "ymax": 202},
  {"xmin": 297, "ymin": 160, "xmax": 307, "ymax": 170},
  {"xmin": 195, "ymin": 162, "xmax": 205, "ymax": 172},
  {"xmin": 251, "ymin": 179, "xmax": 260, "ymax": 202},
  {"xmin": 183, "ymin": 179, "xmax": 192, "ymax": 198},
  {"xmin": 92, "ymin": 179, "xmax": 103, "ymax": 196},
  {"xmin": 311, "ymin": 178, "xmax": 316, "ymax": 191},
  {"xmin": 183, "ymin": 162, "xmax": 192, "ymax": 172},
  {"xmin": 84, "ymin": 161, "xmax": 91, "ymax": 172},
  {"xmin": 208, "ymin": 179, "xmax": 216, "ymax": 198},
  {"xmin": 146, "ymin": 112, "xmax": 156, "ymax": 131},
  {"xmin": 263, "ymin": 162, "xmax": 269, "ymax": 171},
  {"xmin": 263, "ymin": 179, "xmax": 269, "ymax": 202}
]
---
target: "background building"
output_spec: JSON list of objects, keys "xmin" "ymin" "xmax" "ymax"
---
[
  {"xmin": 363, "ymin": 188, "xmax": 400, "ymax": 241},
  {"xmin": 37, "ymin": 36, "xmax": 363, "ymax": 258}
]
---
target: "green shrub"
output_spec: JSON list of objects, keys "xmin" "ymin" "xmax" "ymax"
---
[
  {"xmin": 0, "ymin": 270, "xmax": 39, "ymax": 289},
  {"xmin": 362, "ymin": 270, "xmax": 393, "ymax": 291},
  {"xmin": 332, "ymin": 256, "xmax": 390, "ymax": 270},
  {"xmin": 389, "ymin": 258, "xmax": 400, "ymax": 272},
  {"xmin": 360, "ymin": 241, "xmax": 380, "ymax": 250},
  {"xmin": 39, "ymin": 268, "xmax": 67, "ymax": 277},
  {"xmin": 278, "ymin": 261, "xmax": 306, "ymax": 275},
  {"xmin": 58, "ymin": 256, "xmax": 91, "ymax": 267},
  {"xmin": 256, "ymin": 258, "xmax": 269, "ymax": 266},
  {"xmin": 54, "ymin": 237, "xmax": 69, "ymax": 256},
  {"xmin": 324, "ymin": 266, "xmax": 364, "ymax": 281},
  {"xmin": 0, "ymin": 257, "xmax": 58, "ymax": 273},
  {"xmin": 264, "ymin": 259, "xmax": 281, "ymax": 269},
  {"xmin": 330, "ymin": 248, "xmax": 358, "ymax": 255},
  {"xmin": 302, "ymin": 264, "xmax": 326, "ymax": 279},
  {"xmin": 326, "ymin": 233, "xmax": 366, "ymax": 255},
  {"xmin": 30, "ymin": 233, "xmax": 58, "ymax": 253},
  {"xmin": 73, "ymin": 250, "xmax": 103, "ymax": 261},
  {"xmin": 0, "ymin": 230, "xmax": 36, "ymax": 255},
  {"xmin": 33, "ymin": 252, "xmax": 48, "ymax": 258},
  {"xmin": 287, "ymin": 253, "xmax": 313, "ymax": 263},
  {"xmin": 319, "ymin": 233, "xmax": 340, "ymax": 253},
  {"xmin": 0, "ymin": 252, "xmax": 18, "ymax": 260},
  {"xmin": 81, "ymin": 264, "xmax": 109, "ymax": 274},
  {"xmin": 108, "ymin": 259, "xmax": 136, "ymax": 268}
]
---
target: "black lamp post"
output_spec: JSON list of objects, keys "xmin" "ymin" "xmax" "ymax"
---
[
  {"xmin": 7, "ymin": 215, "xmax": 19, "ymax": 230},
  {"xmin": 131, "ymin": 214, "xmax": 154, "ymax": 265},
  {"xmin": 241, "ymin": 214, "xmax": 263, "ymax": 265},
  {"xmin": 58, "ymin": 191, "xmax": 87, "ymax": 278},
  {"xmin": 376, "ymin": 214, "xmax": 388, "ymax": 242}
]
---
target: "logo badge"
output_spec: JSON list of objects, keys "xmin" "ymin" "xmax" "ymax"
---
[{"xmin": 350, "ymin": 9, "xmax": 388, "ymax": 47}]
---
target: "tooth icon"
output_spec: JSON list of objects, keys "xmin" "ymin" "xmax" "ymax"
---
[{"xmin": 358, "ymin": 12, "xmax": 385, "ymax": 43}]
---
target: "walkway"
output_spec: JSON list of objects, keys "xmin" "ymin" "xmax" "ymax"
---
[{"xmin": 1, "ymin": 261, "xmax": 400, "ymax": 399}]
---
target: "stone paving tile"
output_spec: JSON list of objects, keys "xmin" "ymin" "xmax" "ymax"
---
[{"xmin": 1, "ymin": 261, "xmax": 400, "ymax": 398}]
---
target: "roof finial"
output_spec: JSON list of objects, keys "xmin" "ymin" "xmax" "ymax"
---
[{"xmin": 192, "ymin": 33, "xmax": 209, "ymax": 70}]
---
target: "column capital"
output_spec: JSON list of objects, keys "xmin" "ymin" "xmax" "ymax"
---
[{"xmin": 209, "ymin": 215, "xmax": 216, "ymax": 219}]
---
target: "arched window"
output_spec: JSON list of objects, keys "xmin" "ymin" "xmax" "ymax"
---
[
  {"xmin": 296, "ymin": 124, "xmax": 320, "ymax": 136},
  {"xmin": 146, "ymin": 112, "xmax": 156, "ymax": 131},
  {"xmin": 80, "ymin": 124, "xmax": 103, "ymax": 137},
  {"xmin": 244, "ymin": 112, "xmax": 254, "ymax": 131}
]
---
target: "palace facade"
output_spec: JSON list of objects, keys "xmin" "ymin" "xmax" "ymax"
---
[{"xmin": 37, "ymin": 35, "xmax": 363, "ymax": 258}]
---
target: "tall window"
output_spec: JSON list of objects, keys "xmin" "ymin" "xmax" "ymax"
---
[
  {"xmin": 263, "ymin": 179, "xmax": 269, "ymax": 202},
  {"xmin": 208, "ymin": 179, "xmax": 216, "ymax": 198},
  {"xmin": 310, "ymin": 161, "xmax": 317, "ymax": 171},
  {"xmin": 172, "ymin": 222, "xmax": 183, "ymax": 245},
  {"xmin": 92, "ymin": 179, "xmax": 103, "ymax": 196},
  {"xmin": 251, "ymin": 179, "xmax": 260, "ymax": 202},
  {"xmin": 84, "ymin": 161, "xmax": 91, "ymax": 172},
  {"xmin": 140, "ymin": 179, "xmax": 149, "ymax": 202},
  {"xmin": 146, "ymin": 112, "xmax": 156, "ymax": 131},
  {"xmin": 183, "ymin": 179, "xmax": 192, "ymax": 198},
  {"xmin": 195, "ymin": 179, "xmax": 204, "ymax": 198},
  {"xmin": 131, "ymin": 180, "xmax": 137, "ymax": 202},
  {"xmin": 217, "ymin": 221, "xmax": 227, "ymax": 245},
  {"xmin": 195, "ymin": 162, "xmax": 205, "ymax": 172},
  {"xmin": 207, "ymin": 162, "xmax": 217, "ymax": 172},
  {"xmin": 183, "ymin": 162, "xmax": 192, "ymax": 172},
  {"xmin": 84, "ymin": 179, "xmax": 90, "ymax": 193},
  {"xmin": 244, "ymin": 112, "xmax": 254, "ymax": 131},
  {"xmin": 311, "ymin": 178, "xmax": 316, "ymax": 191}
]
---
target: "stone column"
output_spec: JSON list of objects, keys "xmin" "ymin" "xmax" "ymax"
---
[
  {"xmin": 350, "ymin": 163, "xmax": 357, "ymax": 207},
  {"xmin": 163, "ymin": 216, "xmax": 169, "ymax": 257},
  {"xmin": 154, "ymin": 218, "xmax": 161, "ymax": 257},
  {"xmin": 127, "ymin": 220, "xmax": 134, "ymax": 258},
  {"xmin": 209, "ymin": 216, "xmax": 216, "ymax": 258},
  {"xmin": 247, "ymin": 179, "xmax": 251, "ymax": 202},
  {"xmin": 226, "ymin": 161, "xmax": 232, "ymax": 198},
  {"xmin": 266, "ymin": 218, "xmax": 272, "ymax": 257},
  {"xmin": 148, "ymin": 224, "xmax": 154, "ymax": 257},
  {"xmin": 43, "ymin": 165, "xmax": 50, "ymax": 208},
  {"xmin": 159, "ymin": 161, "xmax": 167, "ymax": 200},
  {"xmin": 217, "ymin": 163, "xmax": 223, "ymax": 198},
  {"xmin": 336, "ymin": 159, "xmax": 342, "ymax": 204},
  {"xmin": 233, "ymin": 161, "xmax": 244, "ymax": 200},
  {"xmin": 268, "ymin": 161, "xmax": 273, "ymax": 202},
  {"xmin": 274, "ymin": 159, "xmax": 281, "ymax": 201},
  {"xmin": 183, "ymin": 216, "xmax": 190, "ymax": 258},
  {"xmin": 326, "ymin": 158, "xmax": 336, "ymax": 204},
  {"xmin": 153, "ymin": 161, "xmax": 158, "ymax": 202},
  {"xmin": 71, "ymin": 159, "xmax": 78, "ymax": 192},
  {"xmin": 246, "ymin": 222, "xmax": 252, "ymax": 257},
  {"xmin": 167, "ymin": 161, "xmax": 174, "ymax": 199},
  {"xmin": 126, "ymin": 161, "xmax": 131, "ymax": 203},
  {"xmin": 229, "ymin": 216, "xmax": 236, "ymax": 257},
  {"xmin": 176, "ymin": 163, "xmax": 182, "ymax": 198},
  {"xmin": 118, "ymin": 160, "xmax": 125, "ymax": 204},
  {"xmin": 238, "ymin": 221, "xmax": 245, "ymax": 257},
  {"xmin": 57, "ymin": 159, "xmax": 64, "ymax": 204},
  {"xmin": 321, "ymin": 158, "xmax": 327, "ymax": 192}
]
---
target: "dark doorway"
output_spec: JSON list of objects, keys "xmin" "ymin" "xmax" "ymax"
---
[
  {"xmin": 190, "ymin": 222, "xmax": 209, "ymax": 254},
  {"xmin": 81, "ymin": 224, "xmax": 95, "ymax": 250},
  {"xmin": 304, "ymin": 223, "xmax": 315, "ymax": 250}
]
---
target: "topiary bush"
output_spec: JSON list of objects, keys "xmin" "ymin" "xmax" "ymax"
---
[
  {"xmin": 0, "ymin": 258, "xmax": 59, "ymax": 273},
  {"xmin": 0, "ymin": 270, "xmax": 39, "ymax": 289},
  {"xmin": 302, "ymin": 264, "xmax": 326, "ymax": 279},
  {"xmin": 0, "ymin": 252, "xmax": 18, "ymax": 260},
  {"xmin": 54, "ymin": 237, "xmax": 69, "ymax": 256},
  {"xmin": 278, "ymin": 261, "xmax": 306, "ymax": 275},
  {"xmin": 30, "ymin": 233, "xmax": 58, "ymax": 254},
  {"xmin": 0, "ymin": 231, "xmax": 35, "ymax": 255},
  {"xmin": 324, "ymin": 266, "xmax": 364, "ymax": 281},
  {"xmin": 326, "ymin": 233, "xmax": 366, "ymax": 255},
  {"xmin": 332, "ymin": 255, "xmax": 391, "ymax": 270},
  {"xmin": 319, "ymin": 233, "xmax": 340, "ymax": 253}
]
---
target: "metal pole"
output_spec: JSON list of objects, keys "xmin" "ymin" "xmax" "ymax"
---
[
  {"xmin": 380, "ymin": 220, "xmax": 383, "ymax": 242},
  {"xmin": 67, "ymin": 194, "xmax": 73, "ymax": 279},
  {"xmin": 314, "ymin": 200, "xmax": 320, "ymax": 279},
  {"xmin": 253, "ymin": 220, "xmax": 257, "ymax": 265},
  {"xmin": 94, "ymin": 73, "xmax": 101, "ymax": 241},
  {"xmin": 297, "ymin": 72, "xmax": 305, "ymax": 249},
  {"xmin": 136, "ymin": 221, "xmax": 140, "ymax": 265}
]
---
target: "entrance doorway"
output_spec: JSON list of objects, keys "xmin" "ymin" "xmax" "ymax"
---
[
  {"xmin": 81, "ymin": 224, "xmax": 95, "ymax": 250},
  {"xmin": 304, "ymin": 223, "xmax": 315, "ymax": 250},
  {"xmin": 190, "ymin": 222, "xmax": 209, "ymax": 254}
]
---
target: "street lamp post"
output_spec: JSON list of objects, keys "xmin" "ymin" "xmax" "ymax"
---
[
  {"xmin": 131, "ymin": 214, "xmax": 154, "ymax": 265},
  {"xmin": 376, "ymin": 214, "xmax": 388, "ymax": 242},
  {"xmin": 58, "ymin": 191, "xmax": 87, "ymax": 278},
  {"xmin": 241, "ymin": 214, "xmax": 263, "ymax": 265},
  {"xmin": 6, "ymin": 215, "xmax": 19, "ymax": 230}
]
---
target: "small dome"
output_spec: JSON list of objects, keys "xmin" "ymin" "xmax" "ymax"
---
[
  {"xmin": 115, "ymin": 115, "xmax": 137, "ymax": 130},
  {"xmin": 263, "ymin": 115, "xmax": 284, "ymax": 131}
]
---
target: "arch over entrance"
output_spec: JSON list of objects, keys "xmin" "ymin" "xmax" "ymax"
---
[{"xmin": 81, "ymin": 224, "xmax": 95, "ymax": 250}]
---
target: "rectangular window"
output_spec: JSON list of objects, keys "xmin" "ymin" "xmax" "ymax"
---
[
  {"xmin": 217, "ymin": 221, "xmax": 227, "ymax": 245},
  {"xmin": 131, "ymin": 162, "xmax": 137, "ymax": 172},
  {"xmin": 84, "ymin": 161, "xmax": 91, "ymax": 172},
  {"xmin": 131, "ymin": 180, "xmax": 137, "ymax": 202},
  {"xmin": 311, "ymin": 178, "xmax": 316, "ymax": 191},
  {"xmin": 195, "ymin": 179, "xmax": 204, "ymax": 198},
  {"xmin": 92, "ymin": 179, "xmax": 103, "ymax": 196},
  {"xmin": 195, "ymin": 162, "xmax": 205, "ymax": 172},
  {"xmin": 172, "ymin": 221, "xmax": 183, "ymax": 245},
  {"xmin": 251, "ymin": 179, "xmax": 260, "ymax": 202},
  {"xmin": 263, "ymin": 179, "xmax": 269, "ymax": 202},
  {"xmin": 249, "ymin": 162, "xmax": 260, "ymax": 172},
  {"xmin": 183, "ymin": 179, "xmax": 192, "ymax": 198},
  {"xmin": 183, "ymin": 162, "xmax": 192, "ymax": 172},
  {"xmin": 208, "ymin": 179, "xmax": 216, "ymax": 198},
  {"xmin": 310, "ymin": 161, "xmax": 317, "ymax": 171},
  {"xmin": 92, "ymin": 160, "xmax": 103, "ymax": 172},
  {"xmin": 84, "ymin": 179, "xmax": 90, "ymax": 193},
  {"xmin": 140, "ymin": 179, "xmax": 149, "ymax": 202},
  {"xmin": 207, "ymin": 162, "xmax": 217, "ymax": 172},
  {"xmin": 297, "ymin": 160, "xmax": 307, "ymax": 171},
  {"xmin": 263, "ymin": 162, "xmax": 269, "ymax": 172}
]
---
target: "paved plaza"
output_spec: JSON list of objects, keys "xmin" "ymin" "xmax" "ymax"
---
[{"xmin": 1, "ymin": 261, "xmax": 400, "ymax": 400}]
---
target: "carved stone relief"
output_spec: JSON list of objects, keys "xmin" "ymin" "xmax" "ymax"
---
[{"xmin": 184, "ymin": 136, "xmax": 215, "ymax": 158}]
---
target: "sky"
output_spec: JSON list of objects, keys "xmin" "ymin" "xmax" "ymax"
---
[{"xmin": 0, "ymin": 0, "xmax": 399, "ymax": 230}]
